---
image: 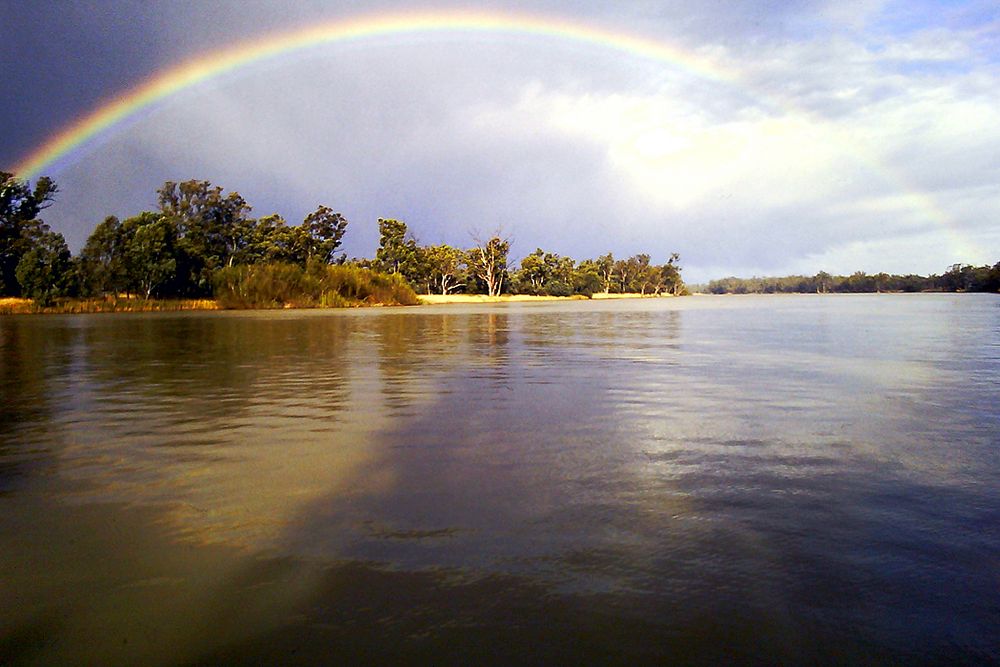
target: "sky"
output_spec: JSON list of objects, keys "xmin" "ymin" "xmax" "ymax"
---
[{"xmin": 2, "ymin": 0, "xmax": 998, "ymax": 283}]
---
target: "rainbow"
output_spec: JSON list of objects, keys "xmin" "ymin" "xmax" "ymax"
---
[
  {"xmin": 11, "ymin": 9, "xmax": 734, "ymax": 179},
  {"xmin": 9, "ymin": 8, "xmax": 985, "ymax": 262}
]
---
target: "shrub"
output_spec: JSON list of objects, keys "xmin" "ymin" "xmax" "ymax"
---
[{"xmin": 213, "ymin": 262, "xmax": 419, "ymax": 309}]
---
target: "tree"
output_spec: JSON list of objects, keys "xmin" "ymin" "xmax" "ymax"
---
[
  {"xmin": 514, "ymin": 248, "xmax": 550, "ymax": 295},
  {"xmin": 572, "ymin": 260, "xmax": 603, "ymax": 296},
  {"xmin": 546, "ymin": 255, "xmax": 576, "ymax": 296},
  {"xmin": 374, "ymin": 218, "xmax": 422, "ymax": 285},
  {"xmin": 985, "ymin": 262, "xmax": 1000, "ymax": 293},
  {"xmin": 78, "ymin": 215, "xmax": 127, "ymax": 296},
  {"xmin": 301, "ymin": 206, "xmax": 348, "ymax": 264},
  {"xmin": 1, "ymin": 172, "xmax": 58, "ymax": 296},
  {"xmin": 620, "ymin": 254, "xmax": 651, "ymax": 293},
  {"xmin": 639, "ymin": 263, "xmax": 662, "ymax": 295},
  {"xmin": 613, "ymin": 254, "xmax": 648, "ymax": 293},
  {"xmin": 814, "ymin": 271, "xmax": 832, "ymax": 293},
  {"xmin": 594, "ymin": 253, "xmax": 615, "ymax": 294},
  {"xmin": 245, "ymin": 214, "xmax": 299, "ymax": 265},
  {"xmin": 121, "ymin": 212, "xmax": 178, "ymax": 298},
  {"xmin": 660, "ymin": 253, "xmax": 685, "ymax": 296},
  {"xmin": 423, "ymin": 244, "xmax": 466, "ymax": 294},
  {"xmin": 468, "ymin": 235, "xmax": 510, "ymax": 297},
  {"xmin": 512, "ymin": 247, "xmax": 581, "ymax": 296},
  {"xmin": 157, "ymin": 180, "xmax": 252, "ymax": 293},
  {"xmin": 14, "ymin": 230, "xmax": 71, "ymax": 305}
]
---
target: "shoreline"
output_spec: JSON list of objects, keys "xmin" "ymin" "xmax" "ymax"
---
[
  {"xmin": 0, "ymin": 297, "xmax": 221, "ymax": 315},
  {"xmin": 1, "ymin": 293, "xmax": 673, "ymax": 315},
  {"xmin": 8, "ymin": 291, "xmax": 984, "ymax": 315},
  {"xmin": 416, "ymin": 292, "xmax": 671, "ymax": 305}
]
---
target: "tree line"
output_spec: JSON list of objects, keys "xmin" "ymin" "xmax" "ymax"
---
[
  {"xmin": 363, "ymin": 217, "xmax": 685, "ymax": 298},
  {"xmin": 0, "ymin": 173, "xmax": 687, "ymax": 305},
  {"xmin": 703, "ymin": 266, "xmax": 1000, "ymax": 295}
]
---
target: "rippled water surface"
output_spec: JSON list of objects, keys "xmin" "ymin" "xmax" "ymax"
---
[{"xmin": 2, "ymin": 294, "xmax": 998, "ymax": 665}]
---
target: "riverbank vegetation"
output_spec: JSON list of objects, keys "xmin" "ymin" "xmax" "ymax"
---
[
  {"xmin": 701, "ymin": 265, "xmax": 1000, "ymax": 294},
  {"xmin": 213, "ymin": 263, "xmax": 419, "ymax": 308},
  {"xmin": 1, "ymin": 173, "xmax": 687, "ymax": 310},
  {"xmin": 0, "ymin": 296, "xmax": 217, "ymax": 315}
]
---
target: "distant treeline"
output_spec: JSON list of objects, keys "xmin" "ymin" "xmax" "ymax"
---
[
  {"xmin": 703, "ymin": 265, "xmax": 1000, "ymax": 294},
  {"xmin": 1, "ymin": 173, "xmax": 686, "ymax": 307}
]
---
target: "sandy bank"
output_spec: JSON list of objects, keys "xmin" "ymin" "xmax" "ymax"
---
[
  {"xmin": 417, "ymin": 293, "xmax": 670, "ymax": 305},
  {"xmin": 3, "ymin": 292, "xmax": 676, "ymax": 314}
]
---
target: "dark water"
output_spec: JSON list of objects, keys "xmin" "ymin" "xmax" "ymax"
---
[{"xmin": 1, "ymin": 294, "xmax": 998, "ymax": 665}]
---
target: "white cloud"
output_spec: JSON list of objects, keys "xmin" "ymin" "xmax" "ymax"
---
[
  {"xmin": 876, "ymin": 29, "xmax": 973, "ymax": 61},
  {"xmin": 26, "ymin": 0, "xmax": 1000, "ymax": 281}
]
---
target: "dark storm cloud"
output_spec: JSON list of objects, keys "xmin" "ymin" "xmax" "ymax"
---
[{"xmin": 3, "ymin": 0, "xmax": 998, "ymax": 281}]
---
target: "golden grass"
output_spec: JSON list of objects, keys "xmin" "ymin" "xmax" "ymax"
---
[
  {"xmin": 0, "ymin": 297, "xmax": 220, "ymax": 314},
  {"xmin": 2, "ymin": 291, "xmax": 673, "ymax": 314},
  {"xmin": 0, "ymin": 298, "xmax": 34, "ymax": 314}
]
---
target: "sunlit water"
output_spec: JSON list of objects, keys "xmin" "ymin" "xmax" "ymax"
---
[{"xmin": 2, "ymin": 294, "xmax": 998, "ymax": 665}]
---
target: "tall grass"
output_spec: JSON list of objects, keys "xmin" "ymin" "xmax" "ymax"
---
[
  {"xmin": 0, "ymin": 264, "xmax": 418, "ymax": 314},
  {"xmin": 0, "ymin": 296, "xmax": 218, "ymax": 315},
  {"xmin": 213, "ymin": 263, "xmax": 419, "ymax": 309}
]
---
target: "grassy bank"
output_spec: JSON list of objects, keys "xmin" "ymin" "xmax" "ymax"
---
[
  {"xmin": 213, "ymin": 263, "xmax": 419, "ymax": 309},
  {"xmin": 0, "ymin": 297, "xmax": 219, "ymax": 315},
  {"xmin": 2, "ymin": 289, "xmax": 679, "ymax": 314},
  {"xmin": 2, "ymin": 264, "xmax": 421, "ymax": 314}
]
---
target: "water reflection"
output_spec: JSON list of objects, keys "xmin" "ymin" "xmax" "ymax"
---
[
  {"xmin": 1, "ymin": 295, "xmax": 998, "ymax": 664},
  {"xmin": 0, "ymin": 318, "xmax": 80, "ymax": 494}
]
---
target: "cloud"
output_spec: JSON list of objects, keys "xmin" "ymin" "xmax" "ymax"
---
[{"xmin": 15, "ymin": 0, "xmax": 999, "ymax": 284}]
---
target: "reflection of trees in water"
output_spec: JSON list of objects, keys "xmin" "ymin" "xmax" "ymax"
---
[
  {"xmin": 368, "ymin": 313, "xmax": 436, "ymax": 415},
  {"xmin": 5, "ymin": 301, "xmax": 999, "ymax": 665},
  {"xmin": 279, "ymin": 308, "xmax": 695, "ymax": 572},
  {"xmin": 79, "ymin": 313, "xmax": 354, "ymax": 408},
  {"xmin": 0, "ymin": 317, "xmax": 79, "ymax": 491},
  {"xmin": 466, "ymin": 311, "xmax": 511, "ymax": 384},
  {"xmin": 32, "ymin": 313, "xmax": 398, "ymax": 548},
  {"xmin": 368, "ymin": 311, "xmax": 512, "ymax": 413}
]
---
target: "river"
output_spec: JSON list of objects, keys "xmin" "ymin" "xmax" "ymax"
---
[{"xmin": 1, "ymin": 294, "xmax": 998, "ymax": 665}]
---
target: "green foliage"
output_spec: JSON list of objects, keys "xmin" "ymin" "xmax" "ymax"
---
[
  {"xmin": 302, "ymin": 206, "xmax": 348, "ymax": 264},
  {"xmin": 71, "ymin": 180, "xmax": 352, "ymax": 300},
  {"xmin": 659, "ymin": 253, "xmax": 685, "ymax": 296},
  {"xmin": 512, "ymin": 248, "xmax": 577, "ymax": 296},
  {"xmin": 613, "ymin": 254, "xmax": 649, "ymax": 293},
  {"xmin": 467, "ymin": 235, "xmax": 510, "ymax": 296},
  {"xmin": 939, "ymin": 263, "xmax": 1000, "ymax": 292},
  {"xmin": 594, "ymin": 253, "xmax": 615, "ymax": 294},
  {"xmin": 79, "ymin": 211, "xmax": 180, "ymax": 298},
  {"xmin": 374, "ymin": 218, "xmax": 424, "ymax": 288},
  {"xmin": 14, "ymin": 230, "xmax": 71, "ymax": 305},
  {"xmin": 1, "ymin": 172, "xmax": 58, "ymax": 296},
  {"xmin": 157, "ymin": 180, "xmax": 253, "ymax": 294},
  {"xmin": 122, "ymin": 212, "xmax": 178, "ymax": 298},
  {"xmin": 8, "ymin": 175, "xmax": 698, "ymax": 306},
  {"xmin": 705, "ymin": 263, "xmax": 1000, "ymax": 294},
  {"xmin": 213, "ymin": 262, "xmax": 418, "ymax": 309},
  {"xmin": 422, "ymin": 244, "xmax": 466, "ymax": 295},
  {"xmin": 571, "ymin": 260, "xmax": 603, "ymax": 297},
  {"xmin": 78, "ymin": 215, "xmax": 126, "ymax": 296}
]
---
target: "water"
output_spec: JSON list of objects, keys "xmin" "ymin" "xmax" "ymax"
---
[{"xmin": 1, "ymin": 294, "xmax": 998, "ymax": 665}]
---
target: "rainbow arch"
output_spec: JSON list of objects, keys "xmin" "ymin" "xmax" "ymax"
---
[
  {"xmin": 9, "ymin": 8, "xmax": 984, "ymax": 262},
  {"xmin": 11, "ymin": 9, "xmax": 734, "ymax": 179}
]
